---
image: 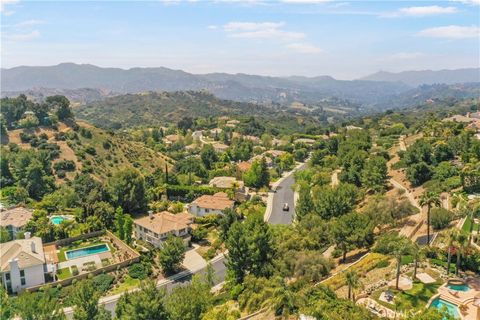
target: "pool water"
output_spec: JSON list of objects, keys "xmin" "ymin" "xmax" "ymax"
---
[
  {"xmin": 447, "ymin": 283, "xmax": 470, "ymax": 292},
  {"xmin": 51, "ymin": 216, "xmax": 65, "ymax": 225},
  {"xmin": 65, "ymin": 244, "xmax": 109, "ymax": 260},
  {"xmin": 429, "ymin": 298, "xmax": 460, "ymax": 319}
]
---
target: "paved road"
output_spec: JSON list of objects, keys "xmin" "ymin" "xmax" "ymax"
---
[{"xmin": 267, "ymin": 162, "xmax": 307, "ymax": 225}]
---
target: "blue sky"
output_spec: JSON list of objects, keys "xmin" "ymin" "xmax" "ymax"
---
[{"xmin": 1, "ymin": 0, "xmax": 479, "ymax": 79}]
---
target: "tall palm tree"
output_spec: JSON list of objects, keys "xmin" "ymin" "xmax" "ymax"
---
[
  {"xmin": 454, "ymin": 232, "xmax": 469, "ymax": 276},
  {"xmin": 445, "ymin": 228, "xmax": 459, "ymax": 276},
  {"xmin": 466, "ymin": 201, "xmax": 480, "ymax": 245},
  {"xmin": 393, "ymin": 237, "xmax": 413, "ymax": 290},
  {"xmin": 345, "ymin": 270, "xmax": 361, "ymax": 302},
  {"xmin": 268, "ymin": 279, "xmax": 299, "ymax": 318},
  {"xmin": 411, "ymin": 242, "xmax": 424, "ymax": 281},
  {"xmin": 419, "ymin": 191, "xmax": 441, "ymax": 246}
]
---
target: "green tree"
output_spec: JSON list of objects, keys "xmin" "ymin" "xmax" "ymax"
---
[
  {"xmin": 218, "ymin": 208, "xmax": 238, "ymax": 241},
  {"xmin": 445, "ymin": 228, "xmax": 459, "ymax": 275},
  {"xmin": 419, "ymin": 191, "xmax": 441, "ymax": 246},
  {"xmin": 455, "ymin": 231, "xmax": 469, "ymax": 276},
  {"xmin": 159, "ymin": 235, "xmax": 186, "ymax": 275},
  {"xmin": 361, "ymin": 156, "xmax": 388, "ymax": 192},
  {"xmin": 243, "ymin": 158, "xmax": 270, "ymax": 189},
  {"xmin": 312, "ymin": 183, "xmax": 357, "ymax": 220},
  {"xmin": 46, "ymin": 95, "xmax": 73, "ymax": 120},
  {"xmin": 124, "ymin": 214, "xmax": 133, "ymax": 244},
  {"xmin": 20, "ymin": 159, "xmax": 55, "ymax": 200},
  {"xmin": 0, "ymin": 157, "xmax": 14, "ymax": 187},
  {"xmin": 71, "ymin": 280, "xmax": 111, "ymax": 320},
  {"xmin": 15, "ymin": 289, "xmax": 66, "ymax": 320},
  {"xmin": 116, "ymin": 207, "xmax": 125, "ymax": 240},
  {"xmin": 0, "ymin": 227, "xmax": 11, "ymax": 243},
  {"xmin": 406, "ymin": 162, "xmax": 432, "ymax": 186},
  {"xmin": 295, "ymin": 183, "xmax": 313, "ymax": 221},
  {"xmin": 115, "ymin": 280, "xmax": 168, "ymax": 320},
  {"xmin": 225, "ymin": 221, "xmax": 249, "ymax": 284},
  {"xmin": 108, "ymin": 168, "xmax": 147, "ymax": 213},
  {"xmin": 200, "ymin": 144, "xmax": 218, "ymax": 170},
  {"xmin": 165, "ymin": 276, "xmax": 213, "ymax": 320},
  {"xmin": 330, "ymin": 212, "xmax": 374, "ymax": 262},
  {"xmin": 0, "ymin": 286, "xmax": 12, "ymax": 320},
  {"xmin": 92, "ymin": 201, "xmax": 115, "ymax": 229},
  {"xmin": 345, "ymin": 270, "xmax": 361, "ymax": 301}
]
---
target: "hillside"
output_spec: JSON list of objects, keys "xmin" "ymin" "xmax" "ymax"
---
[
  {"xmin": 3, "ymin": 120, "xmax": 172, "ymax": 182},
  {"xmin": 1, "ymin": 63, "xmax": 412, "ymax": 106},
  {"xmin": 361, "ymin": 68, "xmax": 480, "ymax": 87},
  {"xmin": 75, "ymin": 90, "xmax": 321, "ymax": 130}
]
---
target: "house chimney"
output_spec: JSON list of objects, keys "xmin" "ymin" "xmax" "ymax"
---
[
  {"xmin": 30, "ymin": 241, "xmax": 36, "ymax": 253},
  {"xmin": 148, "ymin": 210, "xmax": 153, "ymax": 219},
  {"xmin": 24, "ymin": 232, "xmax": 31, "ymax": 239}
]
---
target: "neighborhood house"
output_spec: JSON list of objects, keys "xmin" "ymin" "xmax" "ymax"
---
[
  {"xmin": 188, "ymin": 192, "xmax": 235, "ymax": 216},
  {"xmin": 134, "ymin": 211, "xmax": 194, "ymax": 248},
  {"xmin": 209, "ymin": 176, "xmax": 245, "ymax": 191},
  {"xmin": 0, "ymin": 207, "xmax": 33, "ymax": 239},
  {"xmin": 0, "ymin": 235, "xmax": 52, "ymax": 293}
]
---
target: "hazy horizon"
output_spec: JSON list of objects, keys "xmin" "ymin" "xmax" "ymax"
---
[{"xmin": 1, "ymin": 0, "xmax": 479, "ymax": 80}]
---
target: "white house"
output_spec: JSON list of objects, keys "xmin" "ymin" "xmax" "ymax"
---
[
  {"xmin": 209, "ymin": 176, "xmax": 245, "ymax": 191},
  {"xmin": 0, "ymin": 235, "xmax": 47, "ymax": 293},
  {"xmin": 134, "ymin": 211, "xmax": 194, "ymax": 248},
  {"xmin": 188, "ymin": 192, "xmax": 235, "ymax": 216},
  {"xmin": 0, "ymin": 207, "xmax": 33, "ymax": 239}
]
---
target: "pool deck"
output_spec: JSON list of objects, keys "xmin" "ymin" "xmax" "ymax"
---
[
  {"xmin": 57, "ymin": 251, "xmax": 112, "ymax": 270},
  {"xmin": 428, "ymin": 277, "xmax": 480, "ymax": 320}
]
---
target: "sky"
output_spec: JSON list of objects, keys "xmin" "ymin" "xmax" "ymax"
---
[{"xmin": 1, "ymin": 0, "xmax": 479, "ymax": 79}]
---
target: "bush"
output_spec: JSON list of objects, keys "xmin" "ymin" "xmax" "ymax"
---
[
  {"xmin": 191, "ymin": 227, "xmax": 208, "ymax": 242},
  {"xmin": 430, "ymin": 208, "xmax": 453, "ymax": 230},
  {"xmin": 375, "ymin": 260, "xmax": 390, "ymax": 269},
  {"xmin": 93, "ymin": 274, "xmax": 114, "ymax": 293},
  {"xmin": 53, "ymin": 160, "xmax": 76, "ymax": 172},
  {"xmin": 84, "ymin": 146, "xmax": 96, "ymax": 155},
  {"xmin": 71, "ymin": 265, "xmax": 79, "ymax": 276},
  {"xmin": 128, "ymin": 263, "xmax": 150, "ymax": 280}
]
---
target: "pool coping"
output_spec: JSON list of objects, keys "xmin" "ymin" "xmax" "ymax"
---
[
  {"xmin": 64, "ymin": 243, "xmax": 111, "ymax": 261},
  {"xmin": 427, "ymin": 293, "xmax": 463, "ymax": 319}
]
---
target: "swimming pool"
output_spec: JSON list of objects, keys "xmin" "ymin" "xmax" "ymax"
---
[
  {"xmin": 65, "ymin": 244, "xmax": 110, "ymax": 260},
  {"xmin": 50, "ymin": 216, "xmax": 65, "ymax": 225},
  {"xmin": 429, "ymin": 298, "xmax": 460, "ymax": 319},
  {"xmin": 447, "ymin": 283, "xmax": 470, "ymax": 292}
]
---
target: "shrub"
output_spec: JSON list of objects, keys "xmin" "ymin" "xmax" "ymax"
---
[
  {"xmin": 128, "ymin": 263, "xmax": 150, "ymax": 280},
  {"xmin": 53, "ymin": 160, "xmax": 76, "ymax": 172},
  {"xmin": 430, "ymin": 208, "xmax": 453, "ymax": 230},
  {"xmin": 71, "ymin": 265, "xmax": 79, "ymax": 276},
  {"xmin": 84, "ymin": 146, "xmax": 96, "ymax": 155},
  {"xmin": 375, "ymin": 260, "xmax": 390, "ymax": 269},
  {"xmin": 93, "ymin": 274, "xmax": 114, "ymax": 293},
  {"xmin": 191, "ymin": 227, "xmax": 208, "ymax": 242}
]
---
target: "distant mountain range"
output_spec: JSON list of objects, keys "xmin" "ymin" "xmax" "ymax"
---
[
  {"xmin": 361, "ymin": 68, "xmax": 480, "ymax": 87},
  {"xmin": 1, "ymin": 63, "xmax": 478, "ymax": 109}
]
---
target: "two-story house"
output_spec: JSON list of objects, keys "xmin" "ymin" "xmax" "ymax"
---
[
  {"xmin": 0, "ymin": 235, "xmax": 47, "ymax": 293},
  {"xmin": 134, "ymin": 211, "xmax": 194, "ymax": 248}
]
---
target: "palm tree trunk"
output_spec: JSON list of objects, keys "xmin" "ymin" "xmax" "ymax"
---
[
  {"xmin": 396, "ymin": 257, "xmax": 401, "ymax": 290},
  {"xmin": 348, "ymin": 285, "xmax": 351, "ymax": 300},
  {"xmin": 456, "ymin": 251, "xmax": 461, "ymax": 276},
  {"xmin": 469, "ymin": 216, "xmax": 474, "ymax": 245},
  {"xmin": 446, "ymin": 247, "xmax": 451, "ymax": 275},
  {"xmin": 353, "ymin": 291, "xmax": 356, "ymax": 303},
  {"xmin": 413, "ymin": 256, "xmax": 418, "ymax": 280},
  {"xmin": 427, "ymin": 206, "xmax": 431, "ymax": 246}
]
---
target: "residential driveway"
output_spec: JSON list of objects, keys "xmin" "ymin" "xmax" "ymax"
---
[{"xmin": 183, "ymin": 245, "xmax": 207, "ymax": 272}]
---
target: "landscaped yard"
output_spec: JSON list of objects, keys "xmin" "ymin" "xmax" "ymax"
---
[
  {"xmin": 462, "ymin": 217, "xmax": 479, "ymax": 234},
  {"xmin": 57, "ymin": 267, "xmax": 72, "ymax": 280},
  {"xmin": 373, "ymin": 280, "xmax": 442, "ymax": 311},
  {"xmin": 107, "ymin": 275, "xmax": 140, "ymax": 295}
]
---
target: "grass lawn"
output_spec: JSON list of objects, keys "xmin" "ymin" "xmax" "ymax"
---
[
  {"xmin": 375, "ymin": 281, "xmax": 442, "ymax": 311},
  {"xmin": 57, "ymin": 267, "xmax": 72, "ymax": 280},
  {"xmin": 107, "ymin": 275, "xmax": 140, "ymax": 295},
  {"xmin": 57, "ymin": 239, "xmax": 111, "ymax": 263},
  {"xmin": 462, "ymin": 217, "xmax": 479, "ymax": 233}
]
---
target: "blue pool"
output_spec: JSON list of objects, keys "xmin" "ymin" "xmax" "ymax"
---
[
  {"xmin": 51, "ymin": 216, "xmax": 65, "ymax": 225},
  {"xmin": 447, "ymin": 283, "xmax": 470, "ymax": 292},
  {"xmin": 429, "ymin": 298, "xmax": 460, "ymax": 319},
  {"xmin": 65, "ymin": 244, "xmax": 110, "ymax": 260}
]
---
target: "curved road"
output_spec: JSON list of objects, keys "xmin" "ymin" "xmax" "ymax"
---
[{"xmin": 267, "ymin": 162, "xmax": 308, "ymax": 225}]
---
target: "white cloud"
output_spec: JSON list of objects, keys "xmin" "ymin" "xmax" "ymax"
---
[
  {"xmin": 418, "ymin": 25, "xmax": 480, "ymax": 39},
  {"xmin": 281, "ymin": 0, "xmax": 332, "ymax": 3},
  {"xmin": 14, "ymin": 19, "xmax": 45, "ymax": 27},
  {"xmin": 223, "ymin": 21, "xmax": 305, "ymax": 40},
  {"xmin": 207, "ymin": 25, "xmax": 218, "ymax": 30},
  {"xmin": 0, "ymin": 0, "xmax": 19, "ymax": 13},
  {"xmin": 4, "ymin": 30, "xmax": 40, "ymax": 41},
  {"xmin": 388, "ymin": 52, "xmax": 425, "ymax": 60},
  {"xmin": 382, "ymin": 6, "xmax": 458, "ymax": 17},
  {"xmin": 286, "ymin": 43, "xmax": 323, "ymax": 53},
  {"xmin": 451, "ymin": 0, "xmax": 480, "ymax": 6}
]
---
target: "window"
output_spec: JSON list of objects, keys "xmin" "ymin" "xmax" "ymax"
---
[
  {"xmin": 5, "ymin": 273, "xmax": 10, "ymax": 281},
  {"xmin": 20, "ymin": 270, "xmax": 26, "ymax": 286}
]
